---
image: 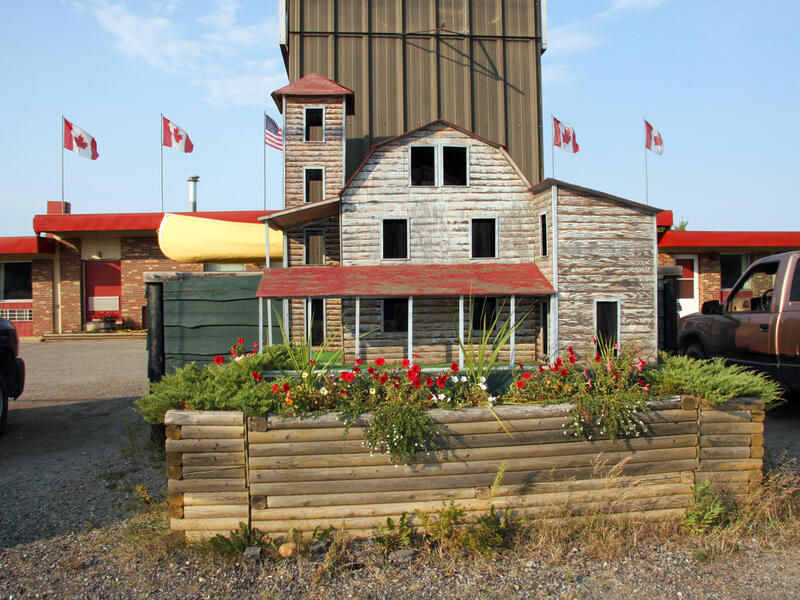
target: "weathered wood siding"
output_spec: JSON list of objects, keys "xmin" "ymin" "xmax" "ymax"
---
[
  {"xmin": 555, "ymin": 190, "xmax": 658, "ymax": 362},
  {"xmin": 284, "ymin": 95, "xmax": 345, "ymax": 210},
  {"xmin": 165, "ymin": 397, "xmax": 765, "ymax": 539}
]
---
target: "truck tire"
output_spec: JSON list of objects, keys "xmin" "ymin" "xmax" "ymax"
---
[
  {"xmin": 685, "ymin": 343, "xmax": 706, "ymax": 360},
  {"xmin": 0, "ymin": 379, "xmax": 7, "ymax": 435}
]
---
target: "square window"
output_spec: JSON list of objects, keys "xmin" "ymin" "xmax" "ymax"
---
[
  {"xmin": 720, "ymin": 254, "xmax": 746, "ymax": 290},
  {"xmin": 383, "ymin": 219, "xmax": 408, "ymax": 259},
  {"xmin": 383, "ymin": 299, "xmax": 408, "ymax": 333},
  {"xmin": 471, "ymin": 297, "xmax": 497, "ymax": 332},
  {"xmin": 471, "ymin": 218, "xmax": 496, "ymax": 258},
  {"xmin": 443, "ymin": 146, "xmax": 467, "ymax": 186},
  {"xmin": 305, "ymin": 108, "xmax": 323, "ymax": 141},
  {"xmin": 410, "ymin": 146, "xmax": 435, "ymax": 186},
  {"xmin": 0, "ymin": 262, "xmax": 32, "ymax": 300},
  {"xmin": 305, "ymin": 168, "xmax": 323, "ymax": 203}
]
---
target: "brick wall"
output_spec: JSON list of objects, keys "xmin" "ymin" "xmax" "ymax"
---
[
  {"xmin": 32, "ymin": 259, "xmax": 54, "ymax": 336},
  {"xmin": 697, "ymin": 253, "xmax": 720, "ymax": 307},
  {"xmin": 60, "ymin": 239, "xmax": 82, "ymax": 333}
]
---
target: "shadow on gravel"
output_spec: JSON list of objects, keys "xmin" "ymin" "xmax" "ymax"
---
[{"xmin": 764, "ymin": 392, "xmax": 800, "ymax": 465}]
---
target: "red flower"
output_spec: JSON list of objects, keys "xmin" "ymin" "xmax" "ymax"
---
[
  {"xmin": 410, "ymin": 364, "xmax": 421, "ymax": 375},
  {"xmin": 271, "ymin": 383, "xmax": 280, "ymax": 393},
  {"xmin": 282, "ymin": 382, "xmax": 291, "ymax": 392},
  {"xmin": 367, "ymin": 366, "xmax": 375, "ymax": 374},
  {"xmin": 538, "ymin": 365, "xmax": 545, "ymax": 373},
  {"xmin": 392, "ymin": 380, "xmax": 399, "ymax": 389},
  {"xmin": 568, "ymin": 354, "xmax": 577, "ymax": 365},
  {"xmin": 353, "ymin": 366, "xmax": 361, "ymax": 374},
  {"xmin": 450, "ymin": 362, "xmax": 459, "ymax": 373},
  {"xmin": 355, "ymin": 358, "xmax": 363, "ymax": 365},
  {"xmin": 340, "ymin": 371, "xmax": 355, "ymax": 382},
  {"xmin": 401, "ymin": 359, "xmax": 410, "ymax": 368},
  {"xmin": 518, "ymin": 362, "xmax": 525, "ymax": 369},
  {"xmin": 406, "ymin": 369, "xmax": 416, "ymax": 380},
  {"xmin": 251, "ymin": 371, "xmax": 262, "ymax": 382},
  {"xmin": 613, "ymin": 371, "xmax": 621, "ymax": 379},
  {"xmin": 237, "ymin": 338, "xmax": 244, "ymax": 345},
  {"xmin": 554, "ymin": 358, "xmax": 564, "ymax": 368},
  {"xmin": 426, "ymin": 377, "xmax": 434, "ymax": 386},
  {"xmin": 310, "ymin": 360, "xmax": 316, "ymax": 366},
  {"xmin": 411, "ymin": 378, "xmax": 422, "ymax": 388},
  {"xmin": 213, "ymin": 355, "xmax": 224, "ymax": 365},
  {"xmin": 522, "ymin": 372, "xmax": 532, "ymax": 380},
  {"xmin": 412, "ymin": 353, "xmax": 421, "ymax": 359},
  {"xmin": 594, "ymin": 353, "xmax": 602, "ymax": 363},
  {"xmin": 560, "ymin": 369, "xmax": 568, "ymax": 377},
  {"xmin": 252, "ymin": 342, "xmax": 259, "ymax": 352},
  {"xmin": 375, "ymin": 357, "xmax": 385, "ymax": 367},
  {"xmin": 340, "ymin": 389, "xmax": 349, "ymax": 395},
  {"xmin": 516, "ymin": 380, "xmax": 526, "ymax": 389},
  {"xmin": 379, "ymin": 373, "xmax": 388, "ymax": 383},
  {"xmin": 567, "ymin": 346, "xmax": 574, "ymax": 354}
]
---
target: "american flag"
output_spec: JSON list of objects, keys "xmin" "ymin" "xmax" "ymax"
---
[{"xmin": 264, "ymin": 114, "xmax": 283, "ymax": 151}]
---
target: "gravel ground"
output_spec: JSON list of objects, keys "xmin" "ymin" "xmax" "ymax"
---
[{"xmin": 2, "ymin": 339, "xmax": 800, "ymax": 599}]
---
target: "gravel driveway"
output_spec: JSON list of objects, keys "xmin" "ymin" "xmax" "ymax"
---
[{"xmin": 1, "ymin": 340, "xmax": 800, "ymax": 599}]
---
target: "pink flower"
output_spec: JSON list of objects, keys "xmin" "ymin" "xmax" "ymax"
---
[
  {"xmin": 606, "ymin": 360, "xmax": 613, "ymax": 372},
  {"xmin": 614, "ymin": 342, "xmax": 621, "ymax": 351},
  {"xmin": 213, "ymin": 355, "xmax": 224, "ymax": 365},
  {"xmin": 636, "ymin": 358, "xmax": 647, "ymax": 371}
]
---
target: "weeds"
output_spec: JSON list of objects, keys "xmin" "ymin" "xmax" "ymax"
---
[
  {"xmin": 375, "ymin": 512, "xmax": 413, "ymax": 554},
  {"xmin": 206, "ymin": 523, "xmax": 273, "ymax": 560}
]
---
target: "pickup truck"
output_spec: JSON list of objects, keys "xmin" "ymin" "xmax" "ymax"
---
[
  {"xmin": 0, "ymin": 317, "xmax": 25, "ymax": 434},
  {"xmin": 678, "ymin": 250, "xmax": 800, "ymax": 392}
]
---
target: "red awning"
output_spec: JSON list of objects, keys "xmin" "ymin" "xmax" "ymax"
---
[
  {"xmin": 0, "ymin": 236, "xmax": 55, "ymax": 255},
  {"xmin": 659, "ymin": 230, "xmax": 800, "ymax": 249},
  {"xmin": 256, "ymin": 263, "xmax": 554, "ymax": 299}
]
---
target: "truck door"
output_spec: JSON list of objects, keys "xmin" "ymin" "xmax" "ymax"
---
[
  {"xmin": 777, "ymin": 256, "xmax": 800, "ymax": 392},
  {"xmin": 716, "ymin": 260, "xmax": 780, "ymax": 376}
]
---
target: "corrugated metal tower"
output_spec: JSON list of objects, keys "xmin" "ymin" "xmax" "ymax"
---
[{"xmin": 279, "ymin": 0, "xmax": 545, "ymax": 184}]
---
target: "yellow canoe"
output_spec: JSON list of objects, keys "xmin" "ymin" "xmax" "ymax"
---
[{"xmin": 157, "ymin": 213, "xmax": 283, "ymax": 264}]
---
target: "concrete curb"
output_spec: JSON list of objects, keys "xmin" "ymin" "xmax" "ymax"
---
[{"xmin": 36, "ymin": 332, "xmax": 147, "ymax": 342}]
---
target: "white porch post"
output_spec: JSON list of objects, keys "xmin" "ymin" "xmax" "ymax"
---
[
  {"xmin": 306, "ymin": 297, "xmax": 312, "ymax": 361},
  {"xmin": 265, "ymin": 221, "xmax": 272, "ymax": 347},
  {"xmin": 258, "ymin": 297, "xmax": 264, "ymax": 354},
  {"xmin": 509, "ymin": 294, "xmax": 516, "ymax": 366},
  {"xmin": 355, "ymin": 296, "xmax": 361, "ymax": 360},
  {"xmin": 407, "ymin": 295, "xmax": 413, "ymax": 363},
  {"xmin": 283, "ymin": 224, "xmax": 289, "ymax": 345},
  {"xmin": 458, "ymin": 295, "xmax": 464, "ymax": 368}
]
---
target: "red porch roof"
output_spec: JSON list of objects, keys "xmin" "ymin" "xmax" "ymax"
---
[
  {"xmin": 33, "ymin": 210, "xmax": 272, "ymax": 235},
  {"xmin": 0, "ymin": 236, "xmax": 55, "ymax": 255},
  {"xmin": 658, "ymin": 230, "xmax": 800, "ymax": 250},
  {"xmin": 256, "ymin": 263, "xmax": 554, "ymax": 299},
  {"xmin": 271, "ymin": 72, "xmax": 356, "ymax": 114}
]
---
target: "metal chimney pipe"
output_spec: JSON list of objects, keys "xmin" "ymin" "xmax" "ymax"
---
[{"xmin": 187, "ymin": 175, "xmax": 199, "ymax": 212}]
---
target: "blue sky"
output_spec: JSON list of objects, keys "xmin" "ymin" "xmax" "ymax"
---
[{"xmin": 0, "ymin": 0, "xmax": 797, "ymax": 238}]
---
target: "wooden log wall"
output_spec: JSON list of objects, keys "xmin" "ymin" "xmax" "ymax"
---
[
  {"xmin": 165, "ymin": 397, "xmax": 765, "ymax": 539},
  {"xmin": 165, "ymin": 410, "xmax": 248, "ymax": 541}
]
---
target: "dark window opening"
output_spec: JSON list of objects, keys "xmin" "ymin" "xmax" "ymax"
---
[
  {"xmin": 443, "ymin": 146, "xmax": 467, "ymax": 186},
  {"xmin": 596, "ymin": 301, "xmax": 618, "ymax": 351},
  {"xmin": 383, "ymin": 298, "xmax": 408, "ymax": 333},
  {"xmin": 410, "ymin": 146, "xmax": 435, "ymax": 186},
  {"xmin": 541, "ymin": 299, "xmax": 549, "ymax": 355},
  {"xmin": 305, "ymin": 108, "xmax": 323, "ymax": 141},
  {"xmin": 472, "ymin": 297, "xmax": 497, "ymax": 332},
  {"xmin": 309, "ymin": 299, "xmax": 324, "ymax": 346},
  {"xmin": 1, "ymin": 262, "xmax": 32, "ymax": 300},
  {"xmin": 305, "ymin": 230, "xmax": 324, "ymax": 265},
  {"xmin": 305, "ymin": 168, "xmax": 323, "ymax": 203},
  {"xmin": 472, "ymin": 218, "xmax": 496, "ymax": 258},
  {"xmin": 721, "ymin": 254, "xmax": 746, "ymax": 290},
  {"xmin": 540, "ymin": 214, "xmax": 548, "ymax": 257},
  {"xmin": 383, "ymin": 219, "xmax": 408, "ymax": 259}
]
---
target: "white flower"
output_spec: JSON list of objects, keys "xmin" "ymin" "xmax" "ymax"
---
[
  {"xmin": 301, "ymin": 371, "xmax": 309, "ymax": 378},
  {"xmin": 369, "ymin": 387, "xmax": 376, "ymax": 395},
  {"xmin": 234, "ymin": 356, "xmax": 243, "ymax": 362},
  {"xmin": 478, "ymin": 383, "xmax": 487, "ymax": 391},
  {"xmin": 437, "ymin": 393, "xmax": 445, "ymax": 401},
  {"xmin": 460, "ymin": 376, "xmax": 468, "ymax": 383},
  {"xmin": 320, "ymin": 387, "xmax": 328, "ymax": 395},
  {"xmin": 479, "ymin": 376, "xmax": 486, "ymax": 384}
]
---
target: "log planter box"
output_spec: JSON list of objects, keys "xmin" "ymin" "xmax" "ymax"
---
[{"xmin": 163, "ymin": 396, "xmax": 765, "ymax": 541}]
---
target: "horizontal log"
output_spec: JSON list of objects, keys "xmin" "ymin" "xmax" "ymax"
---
[
  {"xmin": 168, "ymin": 505, "xmax": 183, "ymax": 518},
  {"xmin": 695, "ymin": 470, "xmax": 760, "ymax": 484},
  {"xmin": 699, "ymin": 447, "xmax": 751, "ymax": 460},
  {"xmin": 166, "ymin": 493, "xmax": 183, "ymax": 507},
  {"xmin": 180, "ymin": 425, "xmax": 243, "ymax": 440},
  {"xmin": 170, "ymin": 517, "xmax": 244, "ymax": 532},
  {"xmin": 183, "ymin": 505, "xmax": 249, "ymax": 519},
  {"xmin": 249, "ymin": 435, "xmax": 698, "ymax": 471},
  {"xmin": 165, "ymin": 410, "xmax": 244, "ymax": 426},
  {"xmin": 168, "ymin": 479, "xmax": 247, "ymax": 493},
  {"xmin": 165, "ymin": 439, "xmax": 245, "ymax": 453},
  {"xmin": 185, "ymin": 530, "xmax": 234, "ymax": 542},
  {"xmin": 751, "ymin": 411, "xmax": 766, "ymax": 423},
  {"xmin": 700, "ymin": 411, "xmax": 755, "ymax": 424},
  {"xmin": 250, "ymin": 458, "xmax": 699, "ymax": 496},
  {"xmin": 165, "ymin": 425, "xmax": 181, "ymax": 440},
  {"xmin": 266, "ymin": 471, "xmax": 684, "ymax": 509},
  {"xmin": 751, "ymin": 434, "xmax": 764, "ymax": 447},
  {"xmin": 750, "ymin": 446, "xmax": 764, "ymax": 459},
  {"xmin": 251, "ymin": 482, "xmax": 693, "ymax": 521},
  {"xmin": 166, "ymin": 452, "xmax": 182, "ymax": 466},
  {"xmin": 181, "ymin": 452, "xmax": 246, "ymax": 467},
  {"xmin": 183, "ymin": 491, "xmax": 249, "ymax": 506},
  {"xmin": 699, "ymin": 434, "xmax": 752, "ymax": 448},
  {"xmin": 680, "ymin": 396, "xmax": 698, "ymax": 410},
  {"xmin": 701, "ymin": 398, "xmax": 764, "ymax": 411},
  {"xmin": 697, "ymin": 459, "xmax": 763, "ymax": 472},
  {"xmin": 181, "ymin": 467, "xmax": 247, "ymax": 480},
  {"xmin": 167, "ymin": 466, "xmax": 182, "ymax": 480},
  {"xmin": 699, "ymin": 422, "xmax": 764, "ymax": 435},
  {"xmin": 250, "ymin": 446, "xmax": 697, "ymax": 484}
]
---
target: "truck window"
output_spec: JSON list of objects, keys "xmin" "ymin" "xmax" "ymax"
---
[
  {"xmin": 726, "ymin": 262, "xmax": 778, "ymax": 313},
  {"xmin": 791, "ymin": 260, "xmax": 800, "ymax": 302}
]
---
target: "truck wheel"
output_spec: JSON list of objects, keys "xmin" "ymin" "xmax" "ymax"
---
[
  {"xmin": 685, "ymin": 343, "xmax": 706, "ymax": 360},
  {"xmin": 0, "ymin": 380, "xmax": 7, "ymax": 435}
]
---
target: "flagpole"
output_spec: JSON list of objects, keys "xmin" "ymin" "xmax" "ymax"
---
[
  {"xmin": 643, "ymin": 117, "xmax": 649, "ymax": 205},
  {"xmin": 61, "ymin": 115, "xmax": 65, "ymax": 211},
  {"xmin": 263, "ymin": 112, "xmax": 267, "ymax": 211},
  {"xmin": 550, "ymin": 114, "xmax": 555, "ymax": 180},
  {"xmin": 160, "ymin": 113, "xmax": 164, "ymax": 212}
]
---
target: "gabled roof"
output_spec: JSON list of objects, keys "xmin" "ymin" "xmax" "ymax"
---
[
  {"xmin": 271, "ymin": 72, "xmax": 355, "ymax": 114},
  {"xmin": 256, "ymin": 263, "xmax": 554, "ymax": 299},
  {"xmin": 341, "ymin": 119, "xmax": 530, "ymax": 195},
  {"xmin": 34, "ymin": 210, "xmax": 272, "ymax": 235},
  {"xmin": 529, "ymin": 178, "xmax": 663, "ymax": 215}
]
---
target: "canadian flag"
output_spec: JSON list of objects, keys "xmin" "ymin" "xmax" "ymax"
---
[
  {"xmin": 63, "ymin": 118, "xmax": 99, "ymax": 160},
  {"xmin": 645, "ymin": 120, "xmax": 663, "ymax": 155},
  {"xmin": 553, "ymin": 116, "xmax": 580, "ymax": 153},
  {"xmin": 162, "ymin": 116, "xmax": 194, "ymax": 153}
]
